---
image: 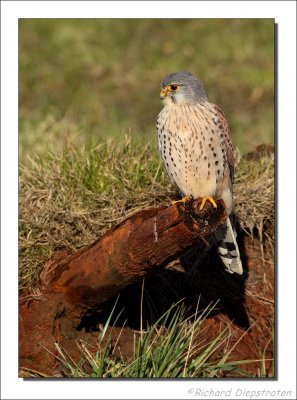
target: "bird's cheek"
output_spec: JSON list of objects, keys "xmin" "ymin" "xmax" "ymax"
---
[{"xmin": 172, "ymin": 92, "xmax": 185, "ymax": 104}]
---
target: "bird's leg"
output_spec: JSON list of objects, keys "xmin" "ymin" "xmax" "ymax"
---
[
  {"xmin": 199, "ymin": 196, "xmax": 218, "ymax": 210},
  {"xmin": 172, "ymin": 196, "xmax": 190, "ymax": 205}
]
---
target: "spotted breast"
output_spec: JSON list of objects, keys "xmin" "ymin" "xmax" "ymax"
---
[{"xmin": 157, "ymin": 101, "xmax": 232, "ymax": 212}]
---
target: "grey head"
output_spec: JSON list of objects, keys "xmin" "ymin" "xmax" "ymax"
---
[{"xmin": 160, "ymin": 71, "xmax": 208, "ymax": 105}]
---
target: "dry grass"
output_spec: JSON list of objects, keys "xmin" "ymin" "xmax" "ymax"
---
[
  {"xmin": 234, "ymin": 151, "xmax": 274, "ymax": 235},
  {"xmin": 19, "ymin": 137, "xmax": 274, "ymax": 295}
]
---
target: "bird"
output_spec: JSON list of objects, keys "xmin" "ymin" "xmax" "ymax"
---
[{"xmin": 156, "ymin": 71, "xmax": 243, "ymax": 275}]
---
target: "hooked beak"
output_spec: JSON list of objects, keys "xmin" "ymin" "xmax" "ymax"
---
[{"xmin": 160, "ymin": 88, "xmax": 168, "ymax": 99}]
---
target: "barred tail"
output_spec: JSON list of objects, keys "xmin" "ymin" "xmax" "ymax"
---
[{"xmin": 215, "ymin": 217, "xmax": 243, "ymax": 275}]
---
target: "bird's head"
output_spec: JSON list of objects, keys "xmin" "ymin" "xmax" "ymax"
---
[{"xmin": 160, "ymin": 71, "xmax": 208, "ymax": 106}]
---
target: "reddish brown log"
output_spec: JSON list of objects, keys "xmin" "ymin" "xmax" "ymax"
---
[
  {"xmin": 20, "ymin": 198, "xmax": 227, "ymax": 375},
  {"xmin": 40, "ymin": 198, "xmax": 226, "ymax": 310}
]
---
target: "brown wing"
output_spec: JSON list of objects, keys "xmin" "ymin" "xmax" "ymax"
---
[{"xmin": 213, "ymin": 105, "xmax": 235, "ymax": 183}]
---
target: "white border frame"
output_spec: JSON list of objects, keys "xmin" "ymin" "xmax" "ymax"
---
[{"xmin": 1, "ymin": 1, "xmax": 296, "ymax": 399}]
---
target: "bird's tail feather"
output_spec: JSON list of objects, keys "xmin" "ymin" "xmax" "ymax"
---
[{"xmin": 215, "ymin": 217, "xmax": 243, "ymax": 275}]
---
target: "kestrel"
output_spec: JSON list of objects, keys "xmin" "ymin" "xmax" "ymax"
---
[{"xmin": 156, "ymin": 71, "xmax": 242, "ymax": 274}]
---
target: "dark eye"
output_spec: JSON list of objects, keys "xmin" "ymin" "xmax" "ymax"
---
[{"xmin": 169, "ymin": 84, "xmax": 178, "ymax": 91}]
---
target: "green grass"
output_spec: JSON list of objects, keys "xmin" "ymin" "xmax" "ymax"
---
[
  {"xmin": 21, "ymin": 299, "xmax": 270, "ymax": 378},
  {"xmin": 19, "ymin": 19, "xmax": 274, "ymax": 158}
]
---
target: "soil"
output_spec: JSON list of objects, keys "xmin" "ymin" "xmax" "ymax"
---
[{"xmin": 19, "ymin": 226, "xmax": 274, "ymax": 378}]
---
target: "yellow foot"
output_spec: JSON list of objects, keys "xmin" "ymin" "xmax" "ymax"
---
[
  {"xmin": 199, "ymin": 196, "xmax": 218, "ymax": 210},
  {"xmin": 172, "ymin": 196, "xmax": 190, "ymax": 205}
]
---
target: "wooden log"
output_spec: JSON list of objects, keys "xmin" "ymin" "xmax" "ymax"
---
[{"xmin": 40, "ymin": 198, "xmax": 226, "ymax": 311}]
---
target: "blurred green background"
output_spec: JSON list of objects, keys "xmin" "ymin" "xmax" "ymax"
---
[{"xmin": 19, "ymin": 19, "xmax": 274, "ymax": 158}]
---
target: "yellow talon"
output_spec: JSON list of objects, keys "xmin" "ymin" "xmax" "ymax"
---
[
  {"xmin": 199, "ymin": 196, "xmax": 217, "ymax": 210},
  {"xmin": 172, "ymin": 196, "xmax": 190, "ymax": 205}
]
